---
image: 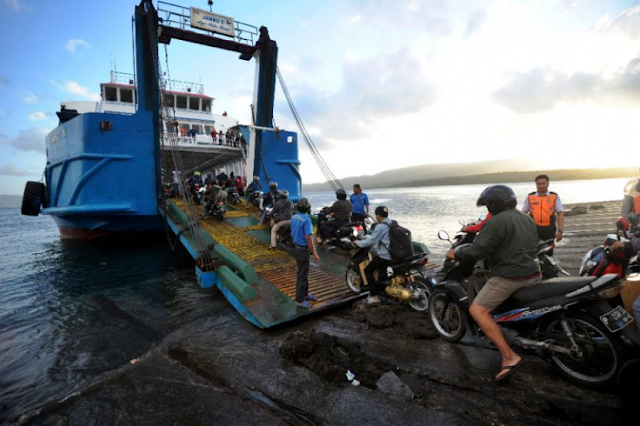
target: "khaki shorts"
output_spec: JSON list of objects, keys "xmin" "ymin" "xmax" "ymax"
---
[{"xmin": 473, "ymin": 275, "xmax": 541, "ymax": 310}]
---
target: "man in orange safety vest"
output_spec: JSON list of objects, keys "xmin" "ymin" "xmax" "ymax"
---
[{"xmin": 521, "ymin": 174, "xmax": 565, "ymax": 247}]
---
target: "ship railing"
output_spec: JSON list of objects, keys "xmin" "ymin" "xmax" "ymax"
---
[
  {"xmin": 110, "ymin": 70, "xmax": 204, "ymax": 95},
  {"xmin": 155, "ymin": 1, "xmax": 259, "ymax": 46}
]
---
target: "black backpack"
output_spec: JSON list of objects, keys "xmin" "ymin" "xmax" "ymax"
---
[{"xmin": 382, "ymin": 221, "xmax": 414, "ymax": 261}]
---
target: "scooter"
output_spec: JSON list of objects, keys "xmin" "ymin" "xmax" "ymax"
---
[
  {"xmin": 345, "ymin": 247, "xmax": 433, "ymax": 311},
  {"xmin": 429, "ymin": 230, "xmax": 636, "ymax": 389}
]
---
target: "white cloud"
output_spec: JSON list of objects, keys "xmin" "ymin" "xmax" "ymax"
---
[
  {"xmin": 28, "ymin": 112, "xmax": 47, "ymax": 121},
  {"xmin": 596, "ymin": 5, "xmax": 640, "ymax": 39},
  {"xmin": 350, "ymin": 14, "xmax": 361, "ymax": 24},
  {"xmin": 0, "ymin": 164, "xmax": 32, "ymax": 176},
  {"xmin": 0, "ymin": 128, "xmax": 50, "ymax": 153},
  {"xmin": 64, "ymin": 39, "xmax": 91, "ymax": 53},
  {"xmin": 52, "ymin": 80, "xmax": 100, "ymax": 101},
  {"xmin": 24, "ymin": 92, "xmax": 37, "ymax": 104}
]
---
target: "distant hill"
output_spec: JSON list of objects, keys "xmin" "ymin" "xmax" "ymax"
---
[
  {"xmin": 0, "ymin": 195, "xmax": 21, "ymax": 208},
  {"xmin": 397, "ymin": 168, "xmax": 638, "ymax": 188},
  {"xmin": 302, "ymin": 160, "xmax": 637, "ymax": 191}
]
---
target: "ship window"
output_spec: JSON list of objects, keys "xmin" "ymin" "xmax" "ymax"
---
[
  {"xmin": 192, "ymin": 124, "xmax": 203, "ymax": 134},
  {"xmin": 176, "ymin": 95, "xmax": 187, "ymax": 109},
  {"xmin": 120, "ymin": 88, "xmax": 133, "ymax": 103},
  {"xmin": 166, "ymin": 121, "xmax": 176, "ymax": 133},
  {"xmin": 163, "ymin": 94, "xmax": 175, "ymax": 108},
  {"xmin": 105, "ymin": 86, "xmax": 117, "ymax": 102},
  {"xmin": 188, "ymin": 97, "xmax": 199, "ymax": 111},
  {"xmin": 287, "ymin": 135, "xmax": 294, "ymax": 144},
  {"xmin": 204, "ymin": 125, "xmax": 213, "ymax": 134},
  {"xmin": 202, "ymin": 99, "xmax": 211, "ymax": 112}
]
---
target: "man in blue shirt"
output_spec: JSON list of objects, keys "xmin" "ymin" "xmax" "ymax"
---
[
  {"xmin": 289, "ymin": 198, "xmax": 320, "ymax": 308},
  {"xmin": 355, "ymin": 206, "xmax": 393, "ymax": 305},
  {"xmin": 350, "ymin": 184, "xmax": 370, "ymax": 230}
]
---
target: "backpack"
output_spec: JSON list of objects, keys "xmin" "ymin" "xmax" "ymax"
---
[{"xmin": 382, "ymin": 221, "xmax": 414, "ymax": 261}]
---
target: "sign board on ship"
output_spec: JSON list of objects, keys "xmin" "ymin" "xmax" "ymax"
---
[{"xmin": 190, "ymin": 7, "xmax": 235, "ymax": 38}]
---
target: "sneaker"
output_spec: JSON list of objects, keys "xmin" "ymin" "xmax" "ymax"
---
[
  {"xmin": 267, "ymin": 246, "xmax": 276, "ymax": 250},
  {"xmin": 366, "ymin": 296, "xmax": 381, "ymax": 306},
  {"xmin": 296, "ymin": 300, "xmax": 311, "ymax": 309},
  {"xmin": 305, "ymin": 294, "xmax": 318, "ymax": 302}
]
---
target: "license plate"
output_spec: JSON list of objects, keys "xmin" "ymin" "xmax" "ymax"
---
[{"xmin": 600, "ymin": 306, "xmax": 635, "ymax": 333}]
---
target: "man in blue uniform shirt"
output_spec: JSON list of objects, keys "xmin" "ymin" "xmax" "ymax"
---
[
  {"xmin": 290, "ymin": 198, "xmax": 320, "ymax": 309},
  {"xmin": 350, "ymin": 184, "xmax": 370, "ymax": 230}
]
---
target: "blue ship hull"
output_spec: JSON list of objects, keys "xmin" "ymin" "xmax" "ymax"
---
[{"xmin": 42, "ymin": 110, "xmax": 163, "ymax": 239}]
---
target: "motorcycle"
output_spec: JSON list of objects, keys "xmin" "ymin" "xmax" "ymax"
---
[
  {"xmin": 207, "ymin": 199, "xmax": 226, "ymax": 221},
  {"xmin": 345, "ymin": 247, "xmax": 433, "ymax": 311},
  {"xmin": 315, "ymin": 207, "xmax": 366, "ymax": 250},
  {"xmin": 226, "ymin": 187, "xmax": 240, "ymax": 205},
  {"xmin": 248, "ymin": 190, "xmax": 263, "ymax": 209},
  {"xmin": 429, "ymin": 230, "xmax": 636, "ymax": 389},
  {"xmin": 446, "ymin": 220, "xmax": 568, "ymax": 281},
  {"xmin": 193, "ymin": 183, "xmax": 202, "ymax": 205},
  {"xmin": 264, "ymin": 206, "xmax": 294, "ymax": 247}
]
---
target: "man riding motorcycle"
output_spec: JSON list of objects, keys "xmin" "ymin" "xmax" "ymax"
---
[
  {"xmin": 612, "ymin": 232, "xmax": 640, "ymax": 331},
  {"xmin": 246, "ymin": 175, "xmax": 262, "ymax": 208},
  {"xmin": 259, "ymin": 181, "xmax": 279, "ymax": 225},
  {"xmin": 354, "ymin": 206, "xmax": 393, "ymax": 306},
  {"xmin": 446, "ymin": 185, "xmax": 541, "ymax": 382},
  {"xmin": 269, "ymin": 190, "xmax": 293, "ymax": 249},
  {"xmin": 318, "ymin": 188, "xmax": 352, "ymax": 244},
  {"xmin": 203, "ymin": 183, "xmax": 227, "ymax": 217}
]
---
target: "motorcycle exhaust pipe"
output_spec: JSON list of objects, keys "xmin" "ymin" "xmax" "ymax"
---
[{"xmin": 516, "ymin": 337, "xmax": 572, "ymax": 355}]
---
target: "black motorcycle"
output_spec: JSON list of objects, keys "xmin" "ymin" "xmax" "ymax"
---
[
  {"xmin": 346, "ymin": 247, "xmax": 433, "ymax": 311},
  {"xmin": 316, "ymin": 207, "xmax": 365, "ymax": 250},
  {"xmin": 429, "ymin": 230, "xmax": 636, "ymax": 389}
]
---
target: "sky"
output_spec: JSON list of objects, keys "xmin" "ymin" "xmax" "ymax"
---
[{"xmin": 0, "ymin": 0, "xmax": 639, "ymax": 195}]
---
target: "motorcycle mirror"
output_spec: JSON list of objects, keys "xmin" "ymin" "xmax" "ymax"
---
[{"xmin": 438, "ymin": 230, "xmax": 449, "ymax": 241}]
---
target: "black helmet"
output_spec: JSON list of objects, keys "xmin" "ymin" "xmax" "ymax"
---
[
  {"xmin": 336, "ymin": 188, "xmax": 347, "ymax": 200},
  {"xmin": 477, "ymin": 185, "xmax": 517, "ymax": 215},
  {"xmin": 297, "ymin": 197, "xmax": 311, "ymax": 213},
  {"xmin": 278, "ymin": 189, "xmax": 289, "ymax": 200},
  {"xmin": 269, "ymin": 181, "xmax": 278, "ymax": 190}
]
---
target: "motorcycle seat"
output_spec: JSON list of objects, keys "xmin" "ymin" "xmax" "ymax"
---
[
  {"xmin": 388, "ymin": 254, "xmax": 426, "ymax": 272},
  {"xmin": 509, "ymin": 276, "xmax": 597, "ymax": 303}
]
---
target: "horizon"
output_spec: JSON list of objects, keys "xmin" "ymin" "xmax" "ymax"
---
[{"xmin": 1, "ymin": 1, "xmax": 640, "ymax": 194}]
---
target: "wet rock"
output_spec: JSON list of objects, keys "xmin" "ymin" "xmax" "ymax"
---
[
  {"xmin": 564, "ymin": 205, "xmax": 588, "ymax": 216},
  {"xmin": 376, "ymin": 371, "xmax": 414, "ymax": 398},
  {"xmin": 279, "ymin": 330, "xmax": 397, "ymax": 389},
  {"xmin": 403, "ymin": 319, "xmax": 437, "ymax": 339},
  {"xmin": 590, "ymin": 204, "xmax": 605, "ymax": 210}
]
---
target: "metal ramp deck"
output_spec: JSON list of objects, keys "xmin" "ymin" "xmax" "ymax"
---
[{"xmin": 162, "ymin": 200, "xmax": 362, "ymax": 328}]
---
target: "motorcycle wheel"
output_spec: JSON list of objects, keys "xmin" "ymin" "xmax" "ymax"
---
[
  {"xmin": 408, "ymin": 277, "xmax": 431, "ymax": 312},
  {"xmin": 429, "ymin": 289, "xmax": 466, "ymax": 342},
  {"xmin": 217, "ymin": 214, "xmax": 224, "ymax": 222},
  {"xmin": 544, "ymin": 312, "xmax": 625, "ymax": 389},
  {"xmin": 345, "ymin": 267, "xmax": 362, "ymax": 294}
]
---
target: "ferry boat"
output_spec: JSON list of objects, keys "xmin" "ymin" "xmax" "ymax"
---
[{"xmin": 25, "ymin": 0, "xmax": 302, "ymax": 239}]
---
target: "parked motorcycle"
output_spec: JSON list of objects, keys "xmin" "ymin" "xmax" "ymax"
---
[
  {"xmin": 429, "ymin": 230, "xmax": 636, "ymax": 389},
  {"xmin": 345, "ymin": 247, "xmax": 433, "ymax": 311}
]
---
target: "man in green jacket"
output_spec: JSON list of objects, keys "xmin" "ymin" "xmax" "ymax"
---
[{"xmin": 447, "ymin": 185, "xmax": 541, "ymax": 382}]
